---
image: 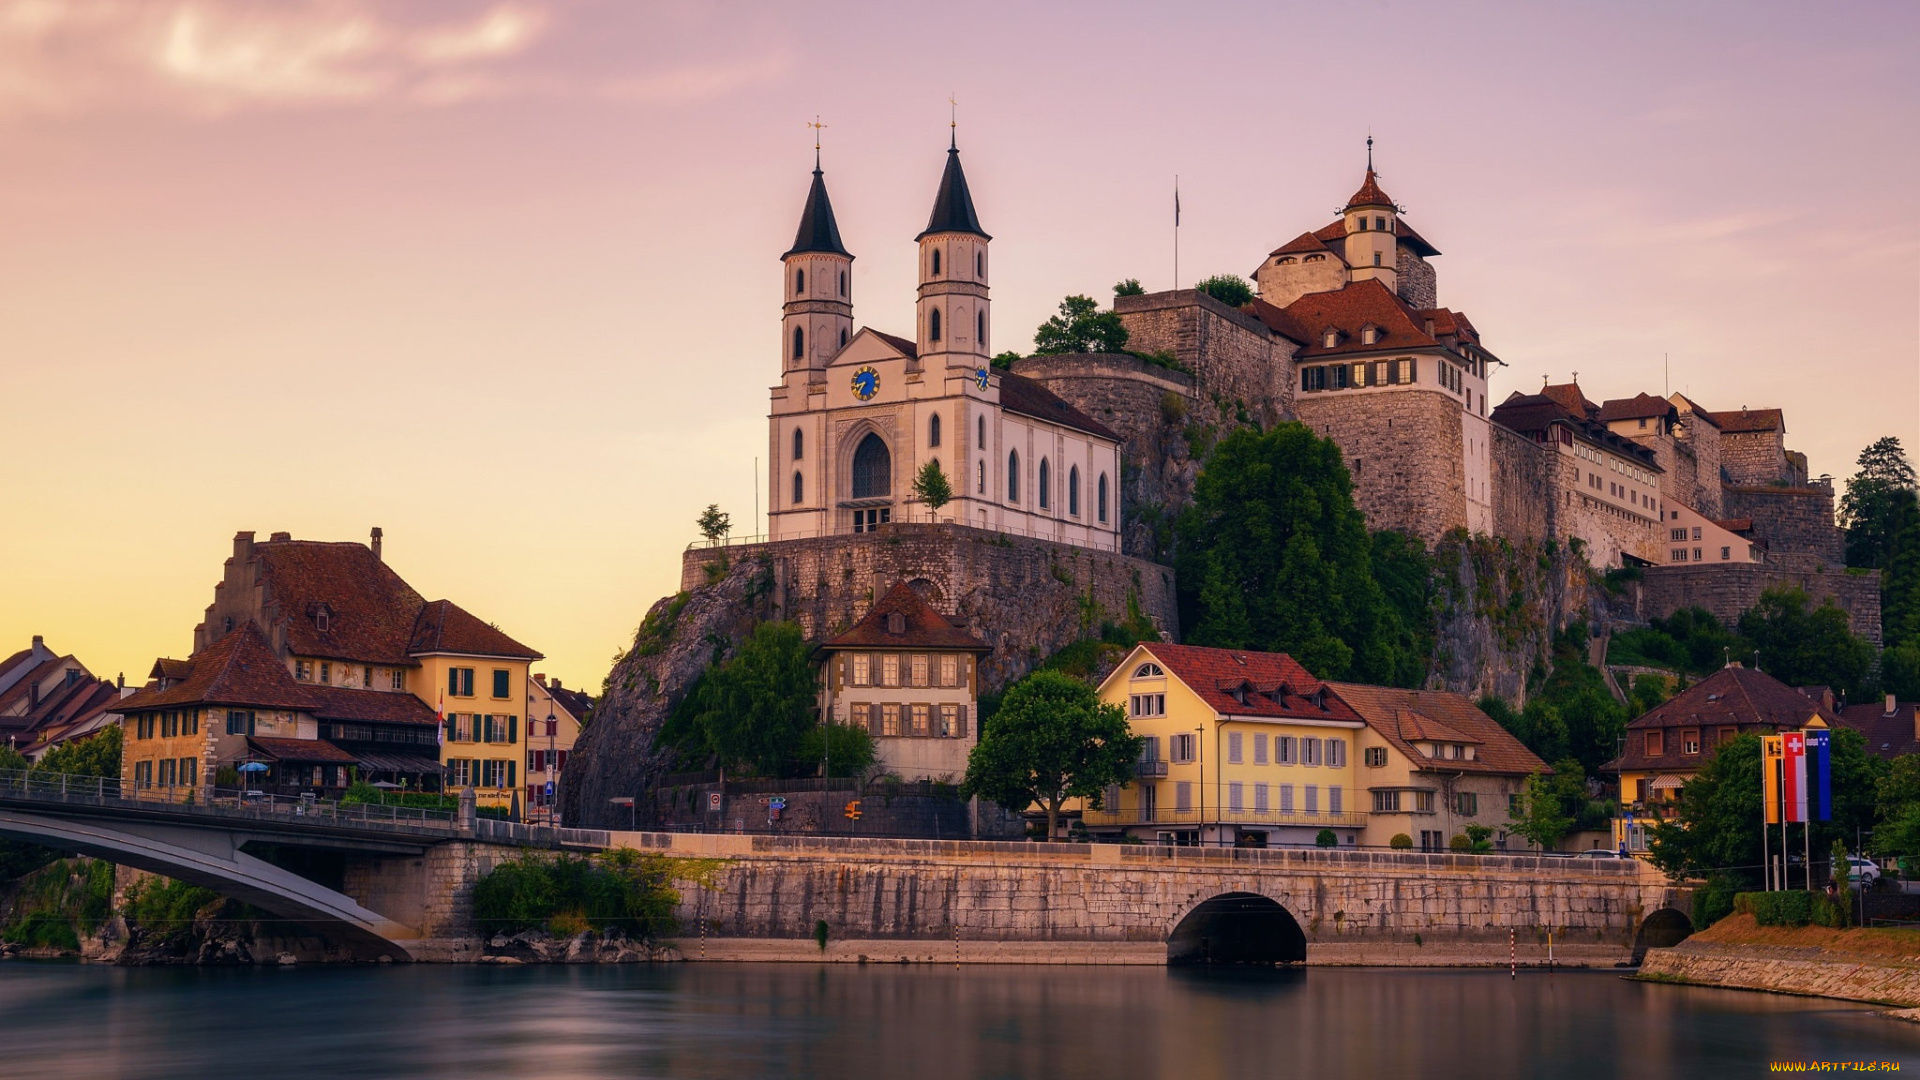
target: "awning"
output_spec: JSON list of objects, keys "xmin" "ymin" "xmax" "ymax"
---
[
  {"xmin": 246, "ymin": 736, "xmax": 358, "ymax": 765},
  {"xmin": 353, "ymin": 751, "xmax": 444, "ymax": 775},
  {"xmin": 1649, "ymin": 774, "xmax": 1686, "ymax": 791}
]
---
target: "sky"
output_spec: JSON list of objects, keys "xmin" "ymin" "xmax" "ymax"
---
[{"xmin": 2, "ymin": 0, "xmax": 1916, "ymax": 692}]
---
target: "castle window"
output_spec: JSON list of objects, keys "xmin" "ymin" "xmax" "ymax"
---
[
  {"xmin": 929, "ymin": 413, "xmax": 942, "ymax": 447},
  {"xmin": 1302, "ymin": 366, "xmax": 1326, "ymax": 391},
  {"xmin": 1373, "ymin": 252, "xmax": 1382, "ymax": 267},
  {"xmin": 976, "ymin": 251, "xmax": 983, "ymax": 276},
  {"xmin": 977, "ymin": 459, "xmax": 985, "ymax": 494},
  {"xmin": 931, "ymin": 249, "xmax": 941, "ymax": 276},
  {"xmin": 839, "ymin": 270, "xmax": 846, "ymax": 296},
  {"xmin": 1097, "ymin": 473, "xmax": 1109, "ymax": 523},
  {"xmin": 1355, "ymin": 217, "xmax": 1366, "ymax": 231},
  {"xmin": 1038, "ymin": 458, "xmax": 1051, "ymax": 510},
  {"xmin": 793, "ymin": 428, "xmax": 804, "ymax": 461},
  {"xmin": 978, "ymin": 416, "xmax": 986, "ymax": 445},
  {"xmin": 1375, "ymin": 216, "xmax": 1386, "ymax": 231},
  {"xmin": 1304, "ymin": 254, "xmax": 1325, "ymax": 262},
  {"xmin": 1276, "ymin": 256, "xmax": 1296, "ymax": 265},
  {"xmin": 795, "ymin": 269, "xmax": 804, "ymax": 294},
  {"xmin": 977, "ymin": 310, "xmax": 985, "ymax": 345},
  {"xmin": 840, "ymin": 328, "xmax": 847, "ymax": 347},
  {"xmin": 792, "ymin": 471, "xmax": 803, "ymax": 506},
  {"xmin": 1008, "ymin": 450, "xmax": 1020, "ymax": 503},
  {"xmin": 852, "ymin": 433, "xmax": 891, "ymax": 499},
  {"xmin": 930, "ymin": 308, "xmax": 942, "ymax": 343},
  {"xmin": 792, "ymin": 326, "xmax": 804, "ymax": 360},
  {"xmin": 1068, "ymin": 466, "xmax": 1081, "ymax": 516}
]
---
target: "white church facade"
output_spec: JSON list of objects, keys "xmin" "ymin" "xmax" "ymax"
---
[{"xmin": 766, "ymin": 137, "xmax": 1124, "ymax": 553}]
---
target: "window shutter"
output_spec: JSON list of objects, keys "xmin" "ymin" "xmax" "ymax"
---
[
  {"xmin": 508, "ymin": 759, "xmax": 516, "ymax": 788},
  {"xmin": 448, "ymin": 669, "xmax": 458, "ymax": 696},
  {"xmin": 508, "ymin": 715, "xmax": 518, "ymax": 744}
]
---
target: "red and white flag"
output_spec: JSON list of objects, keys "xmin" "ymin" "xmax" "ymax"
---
[
  {"xmin": 1782, "ymin": 730, "xmax": 1807, "ymax": 823},
  {"xmin": 437, "ymin": 692, "xmax": 447, "ymax": 746}
]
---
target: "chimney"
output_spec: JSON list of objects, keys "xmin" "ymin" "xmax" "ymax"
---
[
  {"xmin": 31, "ymin": 634, "xmax": 43, "ymax": 650},
  {"xmin": 234, "ymin": 531, "xmax": 255, "ymax": 561},
  {"xmin": 371, "ymin": 527, "xmax": 383, "ymax": 561},
  {"xmin": 116, "ymin": 672, "xmax": 124, "ymax": 690},
  {"xmin": 1424, "ymin": 317, "xmax": 1435, "ymax": 336},
  {"xmin": 1887, "ymin": 693, "xmax": 1898, "ymax": 717},
  {"xmin": 269, "ymin": 531, "xmax": 291, "ymax": 542},
  {"xmin": 534, "ymin": 673, "xmax": 547, "ymax": 687}
]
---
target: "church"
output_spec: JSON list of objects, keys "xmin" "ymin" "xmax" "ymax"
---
[{"xmin": 765, "ymin": 135, "xmax": 1124, "ymax": 552}]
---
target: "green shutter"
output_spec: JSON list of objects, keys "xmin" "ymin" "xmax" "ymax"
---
[
  {"xmin": 448, "ymin": 669, "xmax": 458, "ymax": 696},
  {"xmin": 508, "ymin": 715, "xmax": 518, "ymax": 744},
  {"xmin": 507, "ymin": 759, "xmax": 516, "ymax": 788}
]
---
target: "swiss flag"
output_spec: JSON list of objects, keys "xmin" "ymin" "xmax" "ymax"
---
[{"xmin": 1782, "ymin": 731, "xmax": 1807, "ymax": 823}]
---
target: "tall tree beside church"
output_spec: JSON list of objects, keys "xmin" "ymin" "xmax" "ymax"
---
[
  {"xmin": 1031, "ymin": 295, "xmax": 1129, "ymax": 355},
  {"xmin": 1842, "ymin": 436, "xmax": 1917, "ymax": 569},
  {"xmin": 912, "ymin": 460, "xmax": 953, "ymax": 519},
  {"xmin": 1173, "ymin": 423, "xmax": 1413, "ymax": 684}
]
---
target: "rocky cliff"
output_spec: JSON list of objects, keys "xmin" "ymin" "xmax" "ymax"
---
[{"xmin": 1428, "ymin": 533, "xmax": 1602, "ymax": 704}]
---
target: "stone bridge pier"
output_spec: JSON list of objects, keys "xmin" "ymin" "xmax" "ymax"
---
[{"xmin": 625, "ymin": 834, "xmax": 1693, "ymax": 967}]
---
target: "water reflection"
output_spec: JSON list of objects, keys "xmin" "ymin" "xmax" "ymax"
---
[{"xmin": 0, "ymin": 961, "xmax": 1914, "ymax": 1079}]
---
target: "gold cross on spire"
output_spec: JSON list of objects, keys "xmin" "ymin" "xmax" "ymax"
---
[
  {"xmin": 949, "ymin": 93, "xmax": 957, "ymax": 147},
  {"xmin": 807, "ymin": 115, "xmax": 826, "ymax": 168}
]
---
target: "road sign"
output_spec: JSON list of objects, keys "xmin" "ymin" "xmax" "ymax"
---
[
  {"xmin": 545, "ymin": 781, "xmax": 554, "ymax": 800},
  {"xmin": 708, "ymin": 791, "xmax": 722, "ymax": 812},
  {"xmin": 609, "ymin": 797, "xmax": 634, "ymax": 807},
  {"xmin": 769, "ymin": 797, "xmax": 786, "ymax": 810},
  {"xmin": 844, "ymin": 799, "xmax": 862, "ymax": 821}
]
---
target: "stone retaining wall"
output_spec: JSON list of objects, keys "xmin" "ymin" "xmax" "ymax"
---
[
  {"xmin": 1639, "ymin": 940, "xmax": 1920, "ymax": 1007},
  {"xmin": 1638, "ymin": 562, "xmax": 1881, "ymax": 644}
]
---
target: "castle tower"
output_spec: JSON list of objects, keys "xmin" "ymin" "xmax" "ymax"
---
[
  {"xmin": 781, "ymin": 149, "xmax": 853, "ymax": 374},
  {"xmin": 915, "ymin": 132, "xmax": 991, "ymax": 370},
  {"xmin": 1342, "ymin": 141, "xmax": 1399, "ymax": 293}
]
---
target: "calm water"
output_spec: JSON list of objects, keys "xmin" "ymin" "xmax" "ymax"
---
[{"xmin": 1, "ymin": 961, "xmax": 1916, "ymax": 1079}]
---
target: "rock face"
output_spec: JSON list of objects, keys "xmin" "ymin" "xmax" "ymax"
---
[
  {"xmin": 1429, "ymin": 533, "xmax": 1592, "ymax": 703},
  {"xmin": 560, "ymin": 558, "xmax": 779, "ymax": 830}
]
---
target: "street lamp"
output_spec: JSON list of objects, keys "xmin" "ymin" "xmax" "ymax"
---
[
  {"xmin": 546, "ymin": 707, "xmax": 557, "ymax": 825},
  {"xmin": 1195, "ymin": 726, "xmax": 1205, "ymax": 848}
]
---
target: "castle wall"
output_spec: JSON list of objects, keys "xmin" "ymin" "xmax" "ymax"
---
[
  {"xmin": 681, "ymin": 523, "xmax": 1178, "ymax": 692},
  {"xmin": 1724, "ymin": 486, "xmax": 1845, "ymax": 567},
  {"xmin": 1113, "ymin": 290, "xmax": 1294, "ymax": 423},
  {"xmin": 1638, "ymin": 563, "xmax": 1881, "ymax": 645},
  {"xmin": 1489, "ymin": 425, "xmax": 1554, "ymax": 543},
  {"xmin": 1720, "ymin": 429, "xmax": 1790, "ymax": 486},
  {"xmin": 1395, "ymin": 249, "xmax": 1437, "ymax": 310},
  {"xmin": 1254, "ymin": 255, "xmax": 1349, "ymax": 309},
  {"xmin": 1294, "ymin": 390, "xmax": 1467, "ymax": 546}
]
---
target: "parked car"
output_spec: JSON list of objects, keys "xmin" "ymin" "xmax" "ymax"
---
[
  {"xmin": 1576, "ymin": 849, "xmax": 1631, "ymax": 859},
  {"xmin": 1846, "ymin": 856, "xmax": 1881, "ymax": 886}
]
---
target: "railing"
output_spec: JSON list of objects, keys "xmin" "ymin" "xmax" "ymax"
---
[
  {"xmin": 683, "ymin": 516, "xmax": 1122, "ymax": 554},
  {"xmin": 1081, "ymin": 806, "xmax": 1369, "ymax": 829},
  {"xmin": 1133, "ymin": 760, "xmax": 1169, "ymax": 777},
  {"xmin": 473, "ymin": 817, "xmax": 610, "ymax": 849},
  {"xmin": 0, "ymin": 768, "xmax": 454, "ymax": 830}
]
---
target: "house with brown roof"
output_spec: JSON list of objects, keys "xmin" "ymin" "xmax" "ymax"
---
[
  {"xmin": 0, "ymin": 635, "xmax": 130, "ymax": 762},
  {"xmin": 819, "ymin": 581, "xmax": 991, "ymax": 782},
  {"xmin": 120, "ymin": 529, "xmax": 542, "ymax": 814},
  {"xmin": 1835, "ymin": 695, "xmax": 1920, "ymax": 762}
]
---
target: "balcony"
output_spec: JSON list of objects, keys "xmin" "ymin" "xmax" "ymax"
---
[
  {"xmin": 1082, "ymin": 806, "xmax": 1368, "ymax": 829},
  {"xmin": 1133, "ymin": 759, "xmax": 1169, "ymax": 778}
]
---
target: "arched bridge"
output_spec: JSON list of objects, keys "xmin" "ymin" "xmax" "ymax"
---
[{"xmin": 0, "ymin": 770, "xmax": 606, "ymax": 960}]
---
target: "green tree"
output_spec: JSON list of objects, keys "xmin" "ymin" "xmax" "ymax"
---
[
  {"xmin": 911, "ymin": 460, "xmax": 953, "ymax": 517},
  {"xmin": 962, "ymin": 670, "xmax": 1141, "ymax": 840},
  {"xmin": 1192, "ymin": 274, "xmax": 1253, "ymax": 307},
  {"xmin": 1173, "ymin": 424, "xmax": 1412, "ymax": 683},
  {"xmin": 797, "ymin": 722, "xmax": 877, "ymax": 779},
  {"xmin": 1737, "ymin": 585, "xmax": 1874, "ymax": 697},
  {"xmin": 695, "ymin": 504, "xmax": 731, "ymax": 544},
  {"xmin": 35, "ymin": 726, "xmax": 121, "ymax": 779},
  {"xmin": 1842, "ymin": 436, "xmax": 1916, "ymax": 569},
  {"xmin": 1032, "ymin": 295, "xmax": 1129, "ymax": 355},
  {"xmin": 990, "ymin": 350, "xmax": 1024, "ymax": 370},
  {"xmin": 1629, "ymin": 673, "xmax": 1676, "ymax": 717},
  {"xmin": 1880, "ymin": 491, "xmax": 1920, "ymax": 647},
  {"xmin": 1369, "ymin": 531, "xmax": 1434, "ymax": 687},
  {"xmin": 1508, "ymin": 770, "xmax": 1573, "ymax": 851},
  {"xmin": 666, "ymin": 622, "xmax": 817, "ymax": 777},
  {"xmin": 1113, "ymin": 278, "xmax": 1145, "ymax": 298},
  {"xmin": 0, "ymin": 745, "xmax": 27, "ymax": 772},
  {"xmin": 1879, "ymin": 646, "xmax": 1920, "ymax": 701}
]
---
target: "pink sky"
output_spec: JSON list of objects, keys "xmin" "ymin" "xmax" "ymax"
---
[{"xmin": 2, "ymin": 0, "xmax": 1916, "ymax": 691}]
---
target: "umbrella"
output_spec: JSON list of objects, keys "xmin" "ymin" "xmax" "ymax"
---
[
  {"xmin": 238, "ymin": 762, "xmax": 269, "ymax": 773},
  {"xmin": 370, "ymin": 781, "xmax": 402, "ymax": 790}
]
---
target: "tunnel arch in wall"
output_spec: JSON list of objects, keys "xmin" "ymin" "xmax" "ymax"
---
[
  {"xmin": 1167, "ymin": 892, "xmax": 1307, "ymax": 965},
  {"xmin": 1631, "ymin": 907, "xmax": 1694, "ymax": 962}
]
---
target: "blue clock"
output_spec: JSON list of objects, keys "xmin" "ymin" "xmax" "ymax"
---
[
  {"xmin": 851, "ymin": 366, "xmax": 879, "ymax": 401},
  {"xmin": 974, "ymin": 367, "xmax": 990, "ymax": 391}
]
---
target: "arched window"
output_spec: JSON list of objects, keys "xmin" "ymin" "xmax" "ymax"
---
[
  {"xmin": 976, "ymin": 251, "xmax": 983, "ymax": 276},
  {"xmin": 1132, "ymin": 662, "xmax": 1164, "ymax": 679},
  {"xmin": 1068, "ymin": 466, "xmax": 1081, "ymax": 516},
  {"xmin": 792, "ymin": 428, "xmax": 803, "ymax": 460},
  {"xmin": 1008, "ymin": 450, "xmax": 1020, "ymax": 503},
  {"xmin": 791, "ymin": 471, "xmax": 803, "ymax": 505},
  {"xmin": 792, "ymin": 326, "xmax": 803, "ymax": 360},
  {"xmin": 838, "ymin": 270, "xmax": 846, "ymax": 296},
  {"xmin": 1038, "ymin": 458, "xmax": 1051, "ymax": 509},
  {"xmin": 839, "ymin": 327, "xmax": 847, "ymax": 347},
  {"xmin": 931, "ymin": 249, "xmax": 941, "ymax": 276},
  {"xmin": 977, "ymin": 417, "xmax": 985, "ymax": 446},
  {"xmin": 976, "ymin": 459, "xmax": 985, "ymax": 494},
  {"xmin": 977, "ymin": 310, "xmax": 985, "ymax": 344},
  {"xmin": 795, "ymin": 268, "xmax": 805, "ymax": 293},
  {"xmin": 852, "ymin": 433, "xmax": 891, "ymax": 499},
  {"xmin": 929, "ymin": 413, "xmax": 942, "ymax": 447},
  {"xmin": 1098, "ymin": 473, "xmax": 1110, "ymax": 523},
  {"xmin": 929, "ymin": 308, "xmax": 942, "ymax": 343}
]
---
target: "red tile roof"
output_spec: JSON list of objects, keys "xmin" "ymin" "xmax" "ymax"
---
[
  {"xmin": 1706, "ymin": 408, "xmax": 1784, "ymax": 434},
  {"xmin": 1541, "ymin": 382, "xmax": 1596, "ymax": 418},
  {"xmin": 1280, "ymin": 278, "xmax": 1439, "ymax": 358},
  {"xmin": 822, "ymin": 581, "xmax": 991, "ymax": 652},
  {"xmin": 1606, "ymin": 666, "xmax": 1838, "ymax": 773},
  {"xmin": 254, "ymin": 540, "xmax": 430, "ymax": 665},
  {"xmin": 152, "ymin": 658, "xmax": 194, "ymax": 683},
  {"xmin": 1140, "ymin": 643, "xmax": 1362, "ymax": 723},
  {"xmin": 409, "ymin": 599, "xmax": 541, "ymax": 660},
  {"xmin": 246, "ymin": 736, "xmax": 360, "ymax": 764},
  {"xmin": 1327, "ymin": 683, "xmax": 1550, "ymax": 777},
  {"xmin": 117, "ymin": 623, "xmax": 317, "ymax": 713},
  {"xmin": 1489, "ymin": 392, "xmax": 1663, "ymax": 470},
  {"xmin": 306, "ymin": 685, "xmax": 442, "ymax": 727},
  {"xmin": 868, "ymin": 329, "xmax": 918, "ymax": 358},
  {"xmin": 998, "ymin": 371, "xmax": 1118, "ymax": 441},
  {"xmin": 1714, "ymin": 518, "xmax": 1755, "ymax": 533},
  {"xmin": 1345, "ymin": 169, "xmax": 1395, "ymax": 211},
  {"xmin": 1597, "ymin": 393, "xmax": 1676, "ymax": 423},
  {"xmin": 1670, "ymin": 394, "xmax": 1720, "ymax": 428},
  {"xmin": 1267, "ymin": 231, "xmax": 1341, "ymax": 259},
  {"xmin": 1393, "ymin": 218, "xmax": 1441, "ymax": 258},
  {"xmin": 1247, "ymin": 298, "xmax": 1314, "ymax": 345}
]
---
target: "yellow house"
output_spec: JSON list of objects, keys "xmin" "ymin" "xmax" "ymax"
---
[
  {"xmin": 524, "ymin": 673, "xmax": 592, "ymax": 825},
  {"xmin": 1087, "ymin": 643, "xmax": 1368, "ymax": 847},
  {"xmin": 409, "ymin": 599, "xmax": 542, "ymax": 816}
]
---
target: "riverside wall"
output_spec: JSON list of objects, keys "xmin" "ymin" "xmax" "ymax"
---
[{"xmin": 1638, "ymin": 940, "xmax": 1920, "ymax": 1007}]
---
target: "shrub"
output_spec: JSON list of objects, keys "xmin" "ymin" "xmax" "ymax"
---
[
  {"xmin": 1315, "ymin": 829, "xmax": 1338, "ymax": 848},
  {"xmin": 124, "ymin": 875, "xmax": 224, "ymax": 943},
  {"xmin": 1448, "ymin": 834, "xmax": 1470, "ymax": 852},
  {"xmin": 1193, "ymin": 274, "xmax": 1253, "ymax": 307},
  {"xmin": 1691, "ymin": 874, "xmax": 1739, "ymax": 928},
  {"xmin": 1811, "ymin": 890, "xmax": 1851, "ymax": 929},
  {"xmin": 472, "ymin": 849, "xmax": 700, "ymax": 940},
  {"xmin": 1389, "ymin": 833, "xmax": 1413, "ymax": 850},
  {"xmin": 1734, "ymin": 890, "xmax": 1814, "ymax": 927}
]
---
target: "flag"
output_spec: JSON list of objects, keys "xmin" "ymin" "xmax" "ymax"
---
[
  {"xmin": 1783, "ymin": 730, "xmax": 1807, "ymax": 823},
  {"xmin": 1174, "ymin": 181, "xmax": 1180, "ymax": 228},
  {"xmin": 1804, "ymin": 727, "xmax": 1832, "ymax": 822},
  {"xmin": 437, "ymin": 692, "xmax": 447, "ymax": 747},
  {"xmin": 1762, "ymin": 735, "xmax": 1783, "ymax": 825}
]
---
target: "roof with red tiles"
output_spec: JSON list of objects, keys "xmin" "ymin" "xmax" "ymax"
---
[
  {"xmin": 118, "ymin": 623, "xmax": 318, "ymax": 713},
  {"xmin": 1345, "ymin": 169, "xmax": 1395, "ymax": 211},
  {"xmin": 1541, "ymin": 382, "xmax": 1597, "ymax": 418},
  {"xmin": 409, "ymin": 599, "xmax": 541, "ymax": 660},
  {"xmin": 1280, "ymin": 278, "xmax": 1440, "ymax": 358},
  {"xmin": 152, "ymin": 658, "xmax": 195, "ymax": 683},
  {"xmin": 1246, "ymin": 298, "xmax": 1315, "ymax": 346},
  {"xmin": 246, "ymin": 736, "xmax": 360, "ymax": 764},
  {"xmin": 1715, "ymin": 518, "xmax": 1755, "ymax": 533},
  {"xmin": 1605, "ymin": 665, "xmax": 1838, "ymax": 773},
  {"xmin": 998, "ymin": 371, "xmax": 1119, "ymax": 441},
  {"xmin": 1597, "ymin": 393, "xmax": 1677, "ymax": 423},
  {"xmin": 306, "ymin": 685, "xmax": 442, "ymax": 727},
  {"xmin": 253, "ymin": 540, "xmax": 430, "ymax": 666},
  {"xmin": 822, "ymin": 581, "xmax": 991, "ymax": 652},
  {"xmin": 1669, "ymin": 393, "xmax": 1720, "ymax": 428},
  {"xmin": 1267, "ymin": 231, "xmax": 1341, "ymax": 259},
  {"xmin": 1326, "ymin": 683, "xmax": 1549, "ymax": 776},
  {"xmin": 868, "ymin": 329, "xmax": 919, "ymax": 358},
  {"xmin": 1489, "ymin": 392, "xmax": 1663, "ymax": 470},
  {"xmin": 1136, "ymin": 643, "xmax": 1363, "ymax": 723},
  {"xmin": 1706, "ymin": 408, "xmax": 1784, "ymax": 434}
]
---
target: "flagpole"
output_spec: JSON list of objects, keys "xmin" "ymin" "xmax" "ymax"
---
[{"xmin": 1173, "ymin": 175, "xmax": 1180, "ymax": 291}]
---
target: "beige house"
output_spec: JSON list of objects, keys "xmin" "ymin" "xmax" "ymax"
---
[
  {"xmin": 525, "ymin": 673, "xmax": 590, "ymax": 825},
  {"xmin": 819, "ymin": 581, "xmax": 989, "ymax": 782}
]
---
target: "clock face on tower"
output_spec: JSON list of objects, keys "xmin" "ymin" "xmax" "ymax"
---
[
  {"xmin": 851, "ymin": 366, "xmax": 879, "ymax": 401},
  {"xmin": 974, "ymin": 367, "xmax": 990, "ymax": 391}
]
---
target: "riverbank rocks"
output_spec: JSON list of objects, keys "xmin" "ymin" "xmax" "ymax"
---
[
  {"xmin": 1639, "ymin": 940, "xmax": 1920, "ymax": 1007},
  {"xmin": 482, "ymin": 928, "xmax": 672, "ymax": 964}
]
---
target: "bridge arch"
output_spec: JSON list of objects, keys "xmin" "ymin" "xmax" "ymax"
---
[
  {"xmin": 1167, "ymin": 891, "xmax": 1306, "ymax": 965},
  {"xmin": 1631, "ymin": 907, "xmax": 1694, "ymax": 962}
]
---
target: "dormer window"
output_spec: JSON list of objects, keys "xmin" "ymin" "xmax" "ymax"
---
[
  {"xmin": 1361, "ymin": 326, "xmax": 1379, "ymax": 346},
  {"xmin": 315, "ymin": 604, "xmax": 332, "ymax": 633},
  {"xmin": 887, "ymin": 613, "xmax": 907, "ymax": 635},
  {"xmin": 1324, "ymin": 329, "xmax": 1339, "ymax": 349},
  {"xmin": 1276, "ymin": 256, "xmax": 1296, "ymax": 265}
]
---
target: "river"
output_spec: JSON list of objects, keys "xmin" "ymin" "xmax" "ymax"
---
[{"xmin": 1, "ymin": 961, "xmax": 1915, "ymax": 1078}]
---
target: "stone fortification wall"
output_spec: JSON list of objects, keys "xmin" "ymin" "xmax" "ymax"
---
[
  {"xmin": 1489, "ymin": 425, "xmax": 1554, "ymax": 543},
  {"xmin": 627, "ymin": 832, "xmax": 1686, "ymax": 961},
  {"xmin": 1638, "ymin": 562, "xmax": 1881, "ymax": 645},
  {"xmin": 1678, "ymin": 419, "xmax": 1724, "ymax": 517},
  {"xmin": 1553, "ymin": 453, "xmax": 1663, "ymax": 569},
  {"xmin": 1294, "ymin": 390, "xmax": 1466, "ymax": 547},
  {"xmin": 1013, "ymin": 353, "xmax": 1200, "ymax": 562},
  {"xmin": 1113, "ymin": 289, "xmax": 1294, "ymax": 423},
  {"xmin": 1720, "ymin": 428, "xmax": 1789, "ymax": 486},
  {"xmin": 1395, "ymin": 249, "xmax": 1437, "ymax": 310},
  {"xmin": 1724, "ymin": 485, "xmax": 1845, "ymax": 566}
]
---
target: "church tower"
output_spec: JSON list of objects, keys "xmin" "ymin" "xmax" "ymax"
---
[
  {"xmin": 781, "ymin": 149, "xmax": 853, "ymax": 375},
  {"xmin": 1342, "ymin": 140, "xmax": 1399, "ymax": 293},
  {"xmin": 915, "ymin": 132, "xmax": 991, "ymax": 371}
]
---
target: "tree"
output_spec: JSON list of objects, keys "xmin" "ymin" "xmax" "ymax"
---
[
  {"xmin": 911, "ymin": 460, "xmax": 953, "ymax": 517},
  {"xmin": 1881, "ymin": 491, "xmax": 1920, "ymax": 647},
  {"xmin": 797, "ymin": 722, "xmax": 876, "ymax": 779},
  {"xmin": 695, "ymin": 504, "xmax": 731, "ymax": 544},
  {"xmin": 1192, "ymin": 274, "xmax": 1253, "ymax": 308},
  {"xmin": 961, "ymin": 670, "xmax": 1141, "ymax": 840},
  {"xmin": 1508, "ymin": 770, "xmax": 1573, "ymax": 851},
  {"xmin": 1842, "ymin": 437, "xmax": 1916, "ymax": 569},
  {"xmin": 1738, "ymin": 585, "xmax": 1874, "ymax": 698},
  {"xmin": 1880, "ymin": 646, "xmax": 1920, "ymax": 701},
  {"xmin": 1173, "ymin": 424, "xmax": 1413, "ymax": 683},
  {"xmin": 990, "ymin": 350, "xmax": 1023, "ymax": 370},
  {"xmin": 1113, "ymin": 278, "xmax": 1145, "ymax": 298},
  {"xmin": 35, "ymin": 726, "xmax": 120, "ymax": 779},
  {"xmin": 665, "ymin": 622, "xmax": 817, "ymax": 777},
  {"xmin": 1032, "ymin": 295, "xmax": 1129, "ymax": 355},
  {"xmin": 1629, "ymin": 673, "xmax": 1676, "ymax": 716}
]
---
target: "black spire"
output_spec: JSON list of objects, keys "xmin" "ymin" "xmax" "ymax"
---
[
  {"xmin": 916, "ymin": 140, "xmax": 990, "ymax": 241},
  {"xmin": 783, "ymin": 163, "xmax": 850, "ymax": 259}
]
